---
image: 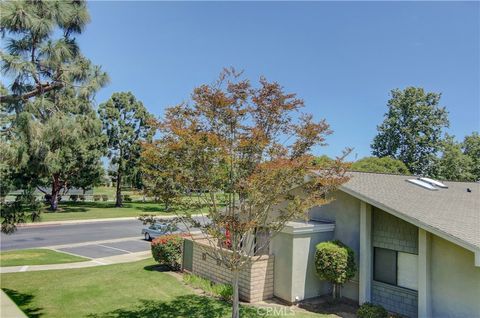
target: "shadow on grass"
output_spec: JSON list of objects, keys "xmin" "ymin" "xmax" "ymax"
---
[
  {"xmin": 134, "ymin": 206, "xmax": 166, "ymax": 213},
  {"xmin": 2, "ymin": 288, "xmax": 43, "ymax": 318},
  {"xmin": 87, "ymin": 295, "xmax": 262, "ymax": 318},
  {"xmin": 143, "ymin": 264, "xmax": 171, "ymax": 272}
]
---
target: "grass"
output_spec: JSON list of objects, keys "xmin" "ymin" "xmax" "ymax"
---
[
  {"xmin": 0, "ymin": 258, "xmax": 330, "ymax": 318},
  {"xmin": 93, "ymin": 186, "xmax": 144, "ymax": 200},
  {"xmin": 38, "ymin": 201, "xmax": 179, "ymax": 222},
  {"xmin": 0, "ymin": 249, "xmax": 88, "ymax": 267},
  {"xmin": 183, "ymin": 273, "xmax": 233, "ymax": 301}
]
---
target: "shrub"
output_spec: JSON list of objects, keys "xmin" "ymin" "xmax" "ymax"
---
[
  {"xmin": 183, "ymin": 273, "xmax": 233, "ymax": 301},
  {"xmin": 151, "ymin": 234, "xmax": 184, "ymax": 271},
  {"xmin": 315, "ymin": 240, "xmax": 356, "ymax": 299},
  {"xmin": 79, "ymin": 195, "xmax": 86, "ymax": 201},
  {"xmin": 93, "ymin": 195, "xmax": 101, "ymax": 202},
  {"xmin": 357, "ymin": 302, "xmax": 388, "ymax": 318},
  {"xmin": 101, "ymin": 195, "xmax": 108, "ymax": 201},
  {"xmin": 70, "ymin": 195, "xmax": 78, "ymax": 202},
  {"xmin": 123, "ymin": 194, "xmax": 132, "ymax": 202}
]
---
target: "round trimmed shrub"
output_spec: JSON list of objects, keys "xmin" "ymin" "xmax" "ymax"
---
[
  {"xmin": 314, "ymin": 240, "xmax": 356, "ymax": 298},
  {"xmin": 357, "ymin": 302, "xmax": 388, "ymax": 318},
  {"xmin": 151, "ymin": 234, "xmax": 184, "ymax": 271}
]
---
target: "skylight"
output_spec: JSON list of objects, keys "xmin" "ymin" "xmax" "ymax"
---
[
  {"xmin": 419, "ymin": 177, "xmax": 448, "ymax": 188},
  {"xmin": 407, "ymin": 179, "xmax": 438, "ymax": 191}
]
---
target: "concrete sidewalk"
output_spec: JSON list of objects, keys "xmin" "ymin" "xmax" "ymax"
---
[
  {"xmin": 0, "ymin": 251, "xmax": 151, "ymax": 274},
  {"xmin": 0, "ymin": 290, "xmax": 27, "ymax": 318}
]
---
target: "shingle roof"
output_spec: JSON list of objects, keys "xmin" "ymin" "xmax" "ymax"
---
[{"xmin": 340, "ymin": 171, "xmax": 480, "ymax": 251}]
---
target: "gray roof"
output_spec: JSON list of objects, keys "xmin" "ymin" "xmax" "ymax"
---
[{"xmin": 340, "ymin": 171, "xmax": 480, "ymax": 251}]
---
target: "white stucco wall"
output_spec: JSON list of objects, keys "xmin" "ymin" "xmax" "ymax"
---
[{"xmin": 430, "ymin": 235, "xmax": 480, "ymax": 318}]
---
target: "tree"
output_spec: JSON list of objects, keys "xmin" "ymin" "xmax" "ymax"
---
[
  {"xmin": 371, "ymin": 87, "xmax": 449, "ymax": 176},
  {"xmin": 462, "ymin": 132, "xmax": 480, "ymax": 181},
  {"xmin": 435, "ymin": 135, "xmax": 475, "ymax": 182},
  {"xmin": 99, "ymin": 92, "xmax": 153, "ymax": 207},
  {"xmin": 141, "ymin": 139, "xmax": 181, "ymax": 210},
  {"xmin": 315, "ymin": 240, "xmax": 356, "ymax": 299},
  {"xmin": 0, "ymin": 0, "xmax": 108, "ymax": 212},
  {"xmin": 312, "ymin": 155, "xmax": 335, "ymax": 168},
  {"xmin": 351, "ymin": 156, "xmax": 410, "ymax": 174},
  {"xmin": 157, "ymin": 69, "xmax": 350, "ymax": 318}
]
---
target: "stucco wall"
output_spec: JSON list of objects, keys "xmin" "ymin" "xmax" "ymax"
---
[
  {"xmin": 270, "ymin": 224, "xmax": 334, "ymax": 303},
  {"xmin": 430, "ymin": 235, "xmax": 480, "ymax": 318},
  {"xmin": 271, "ymin": 232, "xmax": 293, "ymax": 302},
  {"xmin": 309, "ymin": 190, "xmax": 361, "ymax": 301}
]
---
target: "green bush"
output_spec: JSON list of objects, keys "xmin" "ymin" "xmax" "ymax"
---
[
  {"xmin": 357, "ymin": 302, "xmax": 388, "ymax": 318},
  {"xmin": 101, "ymin": 195, "xmax": 108, "ymax": 201},
  {"xmin": 93, "ymin": 195, "xmax": 101, "ymax": 201},
  {"xmin": 69, "ymin": 195, "xmax": 78, "ymax": 202},
  {"xmin": 79, "ymin": 195, "xmax": 86, "ymax": 201},
  {"xmin": 151, "ymin": 234, "xmax": 184, "ymax": 271},
  {"xmin": 183, "ymin": 273, "xmax": 233, "ymax": 301},
  {"xmin": 123, "ymin": 194, "xmax": 132, "ymax": 202},
  {"xmin": 315, "ymin": 240, "xmax": 356, "ymax": 298}
]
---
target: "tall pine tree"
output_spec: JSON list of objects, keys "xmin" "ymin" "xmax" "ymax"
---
[{"xmin": 0, "ymin": 0, "xmax": 108, "ymax": 215}]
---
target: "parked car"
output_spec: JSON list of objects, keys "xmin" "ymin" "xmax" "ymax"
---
[{"xmin": 141, "ymin": 223, "xmax": 170, "ymax": 241}]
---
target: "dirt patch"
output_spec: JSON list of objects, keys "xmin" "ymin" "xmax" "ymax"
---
[{"xmin": 297, "ymin": 296, "xmax": 358, "ymax": 318}]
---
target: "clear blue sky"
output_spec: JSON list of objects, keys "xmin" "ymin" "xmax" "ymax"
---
[{"xmin": 80, "ymin": 1, "xmax": 479, "ymax": 159}]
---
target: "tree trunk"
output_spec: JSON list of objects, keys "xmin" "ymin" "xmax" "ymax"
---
[
  {"xmin": 116, "ymin": 171, "xmax": 122, "ymax": 207},
  {"xmin": 231, "ymin": 269, "xmax": 240, "ymax": 318},
  {"xmin": 50, "ymin": 176, "xmax": 61, "ymax": 211},
  {"xmin": 332, "ymin": 283, "xmax": 341, "ymax": 300}
]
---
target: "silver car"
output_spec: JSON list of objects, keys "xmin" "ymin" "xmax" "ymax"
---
[{"xmin": 142, "ymin": 223, "xmax": 169, "ymax": 241}]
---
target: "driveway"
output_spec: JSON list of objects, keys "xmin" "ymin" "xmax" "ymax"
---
[{"xmin": 56, "ymin": 239, "xmax": 150, "ymax": 258}]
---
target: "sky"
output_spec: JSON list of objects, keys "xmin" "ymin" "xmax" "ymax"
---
[{"xmin": 79, "ymin": 1, "xmax": 480, "ymax": 160}]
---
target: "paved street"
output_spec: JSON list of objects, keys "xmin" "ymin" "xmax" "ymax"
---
[{"xmin": 0, "ymin": 220, "xmax": 145, "ymax": 251}]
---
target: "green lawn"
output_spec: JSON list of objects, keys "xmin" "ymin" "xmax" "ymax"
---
[
  {"xmin": 0, "ymin": 258, "xmax": 330, "ymax": 318},
  {"xmin": 0, "ymin": 249, "xmax": 88, "ymax": 267},
  {"xmin": 93, "ymin": 186, "xmax": 144, "ymax": 200},
  {"xmin": 38, "ymin": 201, "xmax": 186, "ymax": 222}
]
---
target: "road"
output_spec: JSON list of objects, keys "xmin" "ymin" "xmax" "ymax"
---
[{"xmin": 0, "ymin": 220, "xmax": 144, "ymax": 251}]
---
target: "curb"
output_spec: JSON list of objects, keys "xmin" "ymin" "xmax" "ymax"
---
[
  {"xmin": 17, "ymin": 214, "xmax": 204, "ymax": 228},
  {"xmin": 17, "ymin": 217, "xmax": 139, "ymax": 227}
]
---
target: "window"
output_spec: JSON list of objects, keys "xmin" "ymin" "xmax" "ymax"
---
[
  {"xmin": 374, "ymin": 247, "xmax": 397, "ymax": 285},
  {"xmin": 373, "ymin": 247, "xmax": 418, "ymax": 291},
  {"xmin": 397, "ymin": 252, "xmax": 418, "ymax": 290}
]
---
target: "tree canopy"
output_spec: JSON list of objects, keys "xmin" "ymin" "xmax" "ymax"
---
[
  {"xmin": 99, "ymin": 92, "xmax": 153, "ymax": 207},
  {"xmin": 462, "ymin": 132, "xmax": 480, "ymax": 181},
  {"xmin": 351, "ymin": 156, "xmax": 410, "ymax": 175},
  {"xmin": 152, "ymin": 68, "xmax": 350, "ymax": 318},
  {"xmin": 1, "ymin": 0, "xmax": 108, "ymax": 222},
  {"xmin": 435, "ymin": 135, "xmax": 476, "ymax": 182},
  {"xmin": 371, "ymin": 87, "xmax": 449, "ymax": 176}
]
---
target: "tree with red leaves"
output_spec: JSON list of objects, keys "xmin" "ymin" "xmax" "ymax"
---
[{"xmin": 144, "ymin": 68, "xmax": 350, "ymax": 318}]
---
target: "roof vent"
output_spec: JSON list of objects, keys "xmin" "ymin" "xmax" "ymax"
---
[
  {"xmin": 407, "ymin": 179, "xmax": 439, "ymax": 191},
  {"xmin": 419, "ymin": 177, "xmax": 448, "ymax": 189}
]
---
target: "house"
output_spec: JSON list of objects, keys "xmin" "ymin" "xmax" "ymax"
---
[{"xmin": 183, "ymin": 171, "xmax": 480, "ymax": 318}]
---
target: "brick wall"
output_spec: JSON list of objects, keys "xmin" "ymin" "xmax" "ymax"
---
[
  {"xmin": 372, "ymin": 281, "xmax": 418, "ymax": 318},
  {"xmin": 373, "ymin": 207, "xmax": 418, "ymax": 254},
  {"xmin": 189, "ymin": 238, "xmax": 274, "ymax": 303}
]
